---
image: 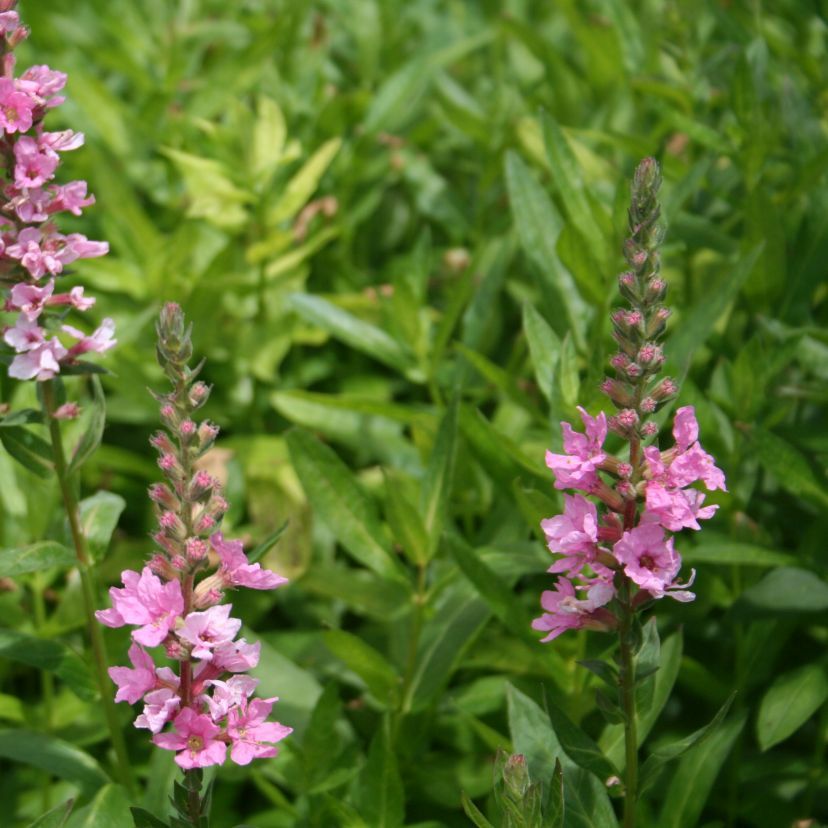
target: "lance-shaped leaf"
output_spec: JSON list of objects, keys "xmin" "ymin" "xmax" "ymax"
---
[
  {"xmin": 80, "ymin": 491, "xmax": 126, "ymax": 560},
  {"xmin": 546, "ymin": 701, "xmax": 619, "ymax": 784},
  {"xmin": 324, "ymin": 629, "xmax": 400, "ymax": 707},
  {"xmin": 286, "ymin": 429, "xmax": 407, "ymax": 582},
  {"xmin": 522, "ymin": 303, "xmax": 562, "ymax": 411},
  {"xmin": 25, "ymin": 800, "xmax": 74, "ymax": 828},
  {"xmin": 461, "ymin": 792, "xmax": 495, "ymax": 828},
  {"xmin": 562, "ymin": 766, "xmax": 618, "ymax": 828},
  {"xmin": 0, "ymin": 425, "xmax": 53, "ymax": 478},
  {"xmin": 544, "ymin": 759, "xmax": 565, "ymax": 828},
  {"xmin": 67, "ymin": 376, "xmax": 105, "ymax": 475},
  {"xmin": 638, "ymin": 693, "xmax": 736, "ymax": 793},
  {"xmin": 356, "ymin": 724, "xmax": 405, "ymax": 828},
  {"xmin": 0, "ymin": 541, "xmax": 75, "ymax": 577}
]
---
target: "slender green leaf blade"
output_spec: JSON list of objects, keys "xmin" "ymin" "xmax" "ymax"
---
[
  {"xmin": 0, "ymin": 541, "xmax": 75, "ymax": 577},
  {"xmin": 26, "ymin": 800, "xmax": 75, "ymax": 828},
  {"xmin": 67, "ymin": 376, "xmax": 106, "ymax": 476}
]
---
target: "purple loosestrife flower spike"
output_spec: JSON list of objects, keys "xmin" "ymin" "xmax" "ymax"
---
[
  {"xmin": 97, "ymin": 303, "xmax": 291, "ymax": 770},
  {"xmin": 532, "ymin": 158, "xmax": 727, "ymax": 642},
  {"xmin": 0, "ymin": 2, "xmax": 113, "ymax": 380}
]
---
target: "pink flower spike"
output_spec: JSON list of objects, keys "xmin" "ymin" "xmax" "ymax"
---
[
  {"xmin": 153, "ymin": 708, "xmax": 226, "ymax": 769},
  {"xmin": 178, "ymin": 604, "xmax": 242, "ymax": 660},
  {"xmin": 94, "ymin": 567, "xmax": 184, "ymax": 647},
  {"xmin": 227, "ymin": 697, "xmax": 292, "ymax": 766},
  {"xmin": 108, "ymin": 643, "xmax": 156, "ymax": 704},
  {"xmin": 211, "ymin": 532, "xmax": 288, "ymax": 591}
]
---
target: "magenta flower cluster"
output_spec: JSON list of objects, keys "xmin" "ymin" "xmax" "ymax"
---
[
  {"xmin": 0, "ymin": 4, "xmax": 112, "ymax": 381},
  {"xmin": 96, "ymin": 304, "xmax": 291, "ymax": 769},
  {"xmin": 532, "ymin": 158, "xmax": 726, "ymax": 642}
]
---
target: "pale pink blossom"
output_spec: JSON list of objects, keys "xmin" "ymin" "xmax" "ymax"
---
[
  {"xmin": 49, "ymin": 180, "xmax": 95, "ymax": 215},
  {"xmin": 108, "ymin": 643, "xmax": 156, "ymax": 705},
  {"xmin": 63, "ymin": 317, "xmax": 116, "ymax": 356},
  {"xmin": 612, "ymin": 523, "xmax": 695, "ymax": 601},
  {"xmin": 8, "ymin": 279, "xmax": 54, "ymax": 320},
  {"xmin": 18, "ymin": 65, "xmax": 67, "ymax": 107},
  {"xmin": 532, "ymin": 577, "xmax": 615, "ymax": 642},
  {"xmin": 135, "ymin": 687, "xmax": 181, "ymax": 734},
  {"xmin": 210, "ymin": 638, "xmax": 261, "ymax": 673},
  {"xmin": 8, "ymin": 339, "xmax": 66, "ymax": 380},
  {"xmin": 0, "ymin": 11, "xmax": 20, "ymax": 33},
  {"xmin": 4, "ymin": 227, "xmax": 61, "ymax": 277},
  {"xmin": 38, "ymin": 129, "xmax": 84, "ymax": 152},
  {"xmin": 56, "ymin": 232, "xmax": 109, "ymax": 266},
  {"xmin": 14, "ymin": 134, "xmax": 59, "ymax": 187},
  {"xmin": 204, "ymin": 675, "xmax": 258, "ymax": 722},
  {"xmin": 227, "ymin": 697, "xmax": 292, "ymax": 765},
  {"xmin": 211, "ymin": 532, "xmax": 288, "ymax": 591},
  {"xmin": 541, "ymin": 494, "xmax": 599, "ymax": 575},
  {"xmin": 153, "ymin": 708, "xmax": 227, "ymax": 769},
  {"xmin": 644, "ymin": 482, "xmax": 718, "ymax": 532},
  {"xmin": 95, "ymin": 567, "xmax": 184, "ymax": 647},
  {"xmin": 49, "ymin": 286, "xmax": 96, "ymax": 311},
  {"xmin": 177, "ymin": 605, "xmax": 242, "ymax": 661},
  {"xmin": 545, "ymin": 406, "xmax": 608, "ymax": 491}
]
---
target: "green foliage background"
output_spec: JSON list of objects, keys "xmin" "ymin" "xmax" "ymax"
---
[{"xmin": 1, "ymin": 0, "xmax": 827, "ymax": 825}]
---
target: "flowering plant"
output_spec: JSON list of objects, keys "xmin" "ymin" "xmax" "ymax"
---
[
  {"xmin": 0, "ymin": 1, "xmax": 112, "ymax": 381},
  {"xmin": 97, "ymin": 303, "xmax": 290, "ymax": 823},
  {"xmin": 529, "ymin": 159, "xmax": 731, "ymax": 827}
]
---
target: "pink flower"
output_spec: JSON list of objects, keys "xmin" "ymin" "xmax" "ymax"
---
[
  {"xmin": 95, "ymin": 567, "xmax": 184, "ymax": 647},
  {"xmin": 210, "ymin": 532, "xmax": 288, "ymax": 591},
  {"xmin": 14, "ymin": 135, "xmax": 59, "ymax": 188},
  {"xmin": 108, "ymin": 643, "xmax": 156, "ymax": 704},
  {"xmin": 8, "ymin": 339, "xmax": 67, "ymax": 380},
  {"xmin": 227, "ymin": 697, "xmax": 292, "ymax": 766},
  {"xmin": 644, "ymin": 482, "xmax": 718, "ymax": 532},
  {"xmin": 531, "ymin": 577, "xmax": 615, "ymax": 642},
  {"xmin": 48, "ymin": 286, "xmax": 96, "ymax": 311},
  {"xmin": 541, "ymin": 494, "xmax": 599, "ymax": 575},
  {"xmin": 63, "ymin": 318, "xmax": 116, "ymax": 356},
  {"xmin": 153, "ymin": 708, "xmax": 227, "ymax": 769},
  {"xmin": 8, "ymin": 280, "xmax": 54, "ymax": 320},
  {"xmin": 49, "ymin": 181, "xmax": 95, "ymax": 215},
  {"xmin": 56, "ymin": 232, "xmax": 108, "ymax": 265},
  {"xmin": 4, "ymin": 227, "xmax": 61, "ymax": 277},
  {"xmin": 135, "ymin": 687, "xmax": 180, "ymax": 734},
  {"xmin": 178, "ymin": 604, "xmax": 242, "ymax": 660},
  {"xmin": 209, "ymin": 638, "xmax": 261, "ymax": 674},
  {"xmin": 612, "ymin": 523, "xmax": 695, "ymax": 602},
  {"xmin": 18, "ymin": 65, "xmax": 67, "ymax": 107},
  {"xmin": 39, "ymin": 129, "xmax": 84, "ymax": 152},
  {"xmin": 204, "ymin": 675, "xmax": 259, "ymax": 722},
  {"xmin": 0, "ymin": 11, "xmax": 20, "ymax": 33},
  {"xmin": 545, "ymin": 406, "xmax": 607, "ymax": 491},
  {"xmin": 0, "ymin": 77, "xmax": 34, "ymax": 133}
]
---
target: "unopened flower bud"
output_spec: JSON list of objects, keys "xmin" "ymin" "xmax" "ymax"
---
[
  {"xmin": 641, "ymin": 422, "xmax": 659, "ymax": 437},
  {"xmin": 640, "ymin": 397, "xmax": 657, "ymax": 413},
  {"xmin": 616, "ymin": 480, "xmax": 635, "ymax": 499},
  {"xmin": 188, "ymin": 469, "xmax": 214, "ymax": 501},
  {"xmin": 617, "ymin": 409, "xmax": 639, "ymax": 429},
  {"xmin": 52, "ymin": 402, "xmax": 80, "ymax": 420},
  {"xmin": 152, "ymin": 531, "xmax": 181, "ymax": 557},
  {"xmin": 617, "ymin": 462, "xmax": 632, "ymax": 479},
  {"xmin": 170, "ymin": 554, "xmax": 188, "ymax": 571},
  {"xmin": 159, "ymin": 404, "xmax": 177, "ymax": 426},
  {"xmin": 610, "ymin": 353, "xmax": 630, "ymax": 371},
  {"xmin": 502, "ymin": 754, "xmax": 530, "ymax": 799},
  {"xmin": 147, "ymin": 554, "xmax": 175, "ymax": 579},
  {"xmin": 157, "ymin": 453, "xmax": 179, "ymax": 474},
  {"xmin": 148, "ymin": 482, "xmax": 178, "ymax": 510},
  {"xmin": 159, "ymin": 510, "xmax": 186, "ymax": 540},
  {"xmin": 164, "ymin": 638, "xmax": 188, "ymax": 660},
  {"xmin": 637, "ymin": 344, "xmax": 663, "ymax": 368},
  {"xmin": 625, "ymin": 362, "xmax": 642, "ymax": 379},
  {"xmin": 150, "ymin": 431, "xmax": 175, "ymax": 454},
  {"xmin": 196, "ymin": 513, "xmax": 216, "ymax": 534},
  {"xmin": 198, "ymin": 421, "xmax": 219, "ymax": 451},
  {"xmin": 650, "ymin": 377, "xmax": 678, "ymax": 401},
  {"xmin": 179, "ymin": 419, "xmax": 196, "ymax": 443},
  {"xmin": 185, "ymin": 537, "xmax": 209, "ymax": 561},
  {"xmin": 7, "ymin": 25, "xmax": 27, "ymax": 48},
  {"xmin": 600, "ymin": 377, "xmax": 634, "ymax": 408},
  {"xmin": 189, "ymin": 382, "xmax": 210, "ymax": 407},
  {"xmin": 646, "ymin": 278, "xmax": 666, "ymax": 301}
]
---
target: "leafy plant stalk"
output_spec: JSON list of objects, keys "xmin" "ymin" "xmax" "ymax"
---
[
  {"xmin": 618, "ymin": 588, "xmax": 638, "ymax": 828},
  {"xmin": 41, "ymin": 379, "xmax": 135, "ymax": 794}
]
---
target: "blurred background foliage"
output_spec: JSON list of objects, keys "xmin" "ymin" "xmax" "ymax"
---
[{"xmin": 1, "ymin": 0, "xmax": 827, "ymax": 825}]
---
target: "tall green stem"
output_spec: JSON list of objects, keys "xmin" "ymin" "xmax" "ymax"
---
[
  {"xmin": 41, "ymin": 380, "xmax": 135, "ymax": 794},
  {"xmin": 618, "ymin": 588, "xmax": 638, "ymax": 828}
]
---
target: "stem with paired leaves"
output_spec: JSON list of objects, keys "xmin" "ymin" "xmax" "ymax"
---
[{"xmin": 41, "ymin": 380, "xmax": 134, "ymax": 794}]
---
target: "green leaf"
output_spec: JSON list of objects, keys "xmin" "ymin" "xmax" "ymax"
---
[
  {"xmin": 543, "ymin": 759, "xmax": 565, "ymax": 828},
  {"xmin": 540, "ymin": 113, "xmax": 607, "ymax": 267},
  {"xmin": 324, "ymin": 629, "xmax": 400, "ymax": 707},
  {"xmin": 522, "ymin": 303, "xmax": 562, "ymax": 409},
  {"xmin": 285, "ymin": 429, "xmax": 406, "ymax": 581},
  {"xmin": 562, "ymin": 766, "xmax": 618, "ymax": 828},
  {"xmin": 419, "ymin": 397, "xmax": 459, "ymax": 561},
  {"xmin": 667, "ymin": 245, "xmax": 762, "ymax": 377},
  {"xmin": 251, "ymin": 95, "xmax": 287, "ymax": 184},
  {"xmin": 247, "ymin": 521, "xmax": 288, "ymax": 565},
  {"xmin": 288, "ymin": 293, "xmax": 414, "ymax": 375},
  {"xmin": 577, "ymin": 660, "xmax": 618, "ymax": 690},
  {"xmin": 80, "ymin": 491, "xmax": 126, "ymax": 560},
  {"xmin": 0, "ymin": 425, "xmax": 54, "ymax": 478},
  {"xmin": 67, "ymin": 376, "xmax": 106, "ymax": 476},
  {"xmin": 504, "ymin": 150, "xmax": 587, "ymax": 347},
  {"xmin": 384, "ymin": 473, "xmax": 429, "ymax": 567},
  {"xmin": 738, "ymin": 567, "xmax": 828, "ymax": 614},
  {"xmin": 0, "ymin": 541, "xmax": 75, "ymax": 577},
  {"xmin": 0, "ymin": 730, "xmax": 107, "ymax": 795},
  {"xmin": 267, "ymin": 137, "xmax": 341, "ymax": 225},
  {"xmin": 507, "ymin": 684, "xmax": 567, "ymax": 783},
  {"xmin": 460, "ymin": 792, "xmax": 494, "ymax": 828},
  {"xmin": 130, "ymin": 809, "xmax": 168, "ymax": 828},
  {"xmin": 639, "ymin": 693, "xmax": 736, "ymax": 793},
  {"xmin": 357, "ymin": 724, "xmax": 405, "ymax": 828},
  {"xmin": 658, "ymin": 711, "xmax": 747, "ymax": 828},
  {"xmin": 546, "ymin": 702, "xmax": 619, "ymax": 783},
  {"xmin": 67, "ymin": 785, "xmax": 132, "ymax": 828},
  {"xmin": 751, "ymin": 427, "xmax": 828, "ymax": 508},
  {"xmin": 681, "ymin": 540, "xmax": 794, "ymax": 568},
  {"xmin": 756, "ymin": 663, "xmax": 828, "ymax": 751},
  {"xmin": 447, "ymin": 536, "xmax": 528, "ymax": 638},
  {"xmin": 26, "ymin": 800, "xmax": 75, "ymax": 828},
  {"xmin": 0, "ymin": 629, "xmax": 96, "ymax": 700}
]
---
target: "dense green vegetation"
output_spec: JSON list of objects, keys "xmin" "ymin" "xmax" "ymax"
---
[{"xmin": 1, "ymin": 0, "xmax": 827, "ymax": 825}]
